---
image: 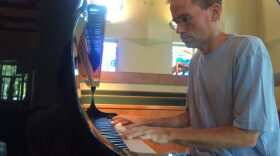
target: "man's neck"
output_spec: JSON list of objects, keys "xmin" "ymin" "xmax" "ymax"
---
[{"xmin": 199, "ymin": 31, "xmax": 229, "ymax": 55}]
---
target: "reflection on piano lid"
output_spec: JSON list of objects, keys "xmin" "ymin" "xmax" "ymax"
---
[{"xmin": 73, "ymin": 3, "xmax": 106, "ymax": 87}]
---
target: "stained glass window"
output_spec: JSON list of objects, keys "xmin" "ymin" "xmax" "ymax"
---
[
  {"xmin": 101, "ymin": 40, "xmax": 117, "ymax": 72},
  {"xmin": 172, "ymin": 42, "xmax": 197, "ymax": 76}
]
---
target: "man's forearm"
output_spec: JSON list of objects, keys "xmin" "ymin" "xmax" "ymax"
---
[
  {"xmin": 170, "ymin": 125, "xmax": 259, "ymax": 148},
  {"xmin": 146, "ymin": 111, "xmax": 190, "ymax": 128}
]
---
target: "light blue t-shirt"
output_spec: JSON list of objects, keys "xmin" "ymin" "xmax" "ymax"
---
[{"xmin": 186, "ymin": 34, "xmax": 280, "ymax": 156}]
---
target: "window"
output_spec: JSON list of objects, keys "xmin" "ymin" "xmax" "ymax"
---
[
  {"xmin": 0, "ymin": 60, "xmax": 28, "ymax": 101},
  {"xmin": 172, "ymin": 42, "xmax": 196, "ymax": 76},
  {"xmin": 87, "ymin": 0, "xmax": 123, "ymax": 23},
  {"xmin": 102, "ymin": 40, "xmax": 118, "ymax": 72}
]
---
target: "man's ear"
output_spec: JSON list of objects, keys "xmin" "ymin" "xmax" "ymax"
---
[{"xmin": 210, "ymin": 3, "xmax": 222, "ymax": 21}]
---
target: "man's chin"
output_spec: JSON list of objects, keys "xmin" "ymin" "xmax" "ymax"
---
[
  {"xmin": 184, "ymin": 42, "xmax": 199, "ymax": 48},
  {"xmin": 182, "ymin": 39, "xmax": 200, "ymax": 48}
]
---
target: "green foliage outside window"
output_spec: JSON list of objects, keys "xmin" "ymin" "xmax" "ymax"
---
[{"xmin": 0, "ymin": 61, "xmax": 28, "ymax": 102}]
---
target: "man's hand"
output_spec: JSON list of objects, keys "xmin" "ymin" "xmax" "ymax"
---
[
  {"xmin": 112, "ymin": 115, "xmax": 152, "ymax": 128},
  {"xmin": 122, "ymin": 126, "xmax": 174, "ymax": 144},
  {"xmin": 112, "ymin": 115, "xmax": 134, "ymax": 126}
]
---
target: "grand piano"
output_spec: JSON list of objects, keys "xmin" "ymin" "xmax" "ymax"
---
[{"xmin": 0, "ymin": 0, "xmax": 161, "ymax": 155}]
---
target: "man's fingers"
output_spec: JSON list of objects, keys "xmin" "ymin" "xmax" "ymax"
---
[
  {"xmin": 139, "ymin": 134, "xmax": 151, "ymax": 140},
  {"xmin": 111, "ymin": 116, "xmax": 134, "ymax": 126},
  {"xmin": 125, "ymin": 130, "xmax": 145, "ymax": 140},
  {"xmin": 120, "ymin": 120, "xmax": 133, "ymax": 125},
  {"xmin": 112, "ymin": 116, "xmax": 124, "ymax": 121},
  {"xmin": 123, "ymin": 126, "xmax": 150, "ymax": 139},
  {"xmin": 112, "ymin": 119, "xmax": 133, "ymax": 126}
]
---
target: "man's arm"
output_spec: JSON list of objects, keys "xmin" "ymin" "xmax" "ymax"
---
[
  {"xmin": 145, "ymin": 109, "xmax": 190, "ymax": 128},
  {"xmin": 112, "ymin": 109, "xmax": 191, "ymax": 128},
  {"xmin": 171, "ymin": 125, "xmax": 259, "ymax": 148},
  {"xmin": 134, "ymin": 125, "xmax": 259, "ymax": 148}
]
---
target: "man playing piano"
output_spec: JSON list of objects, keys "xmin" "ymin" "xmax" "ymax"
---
[{"xmin": 113, "ymin": 0, "xmax": 280, "ymax": 155}]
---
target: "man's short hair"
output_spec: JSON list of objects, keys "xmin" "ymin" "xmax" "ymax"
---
[
  {"xmin": 194, "ymin": 0, "xmax": 222, "ymax": 9},
  {"xmin": 168, "ymin": 0, "xmax": 222, "ymax": 9}
]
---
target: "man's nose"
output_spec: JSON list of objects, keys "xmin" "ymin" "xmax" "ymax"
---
[{"xmin": 176, "ymin": 24, "xmax": 185, "ymax": 34}]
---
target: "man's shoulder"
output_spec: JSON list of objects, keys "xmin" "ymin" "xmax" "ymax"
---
[
  {"xmin": 230, "ymin": 34, "xmax": 264, "ymax": 47},
  {"xmin": 230, "ymin": 34, "xmax": 268, "ymax": 57}
]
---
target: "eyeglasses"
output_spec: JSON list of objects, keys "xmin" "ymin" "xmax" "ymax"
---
[
  {"xmin": 169, "ymin": 15, "xmax": 194, "ymax": 30},
  {"xmin": 169, "ymin": 3, "xmax": 216, "ymax": 30}
]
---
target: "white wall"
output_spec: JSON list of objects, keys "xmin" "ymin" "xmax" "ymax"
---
[
  {"xmin": 106, "ymin": 0, "xmax": 280, "ymax": 74},
  {"xmin": 105, "ymin": 0, "xmax": 180, "ymax": 74},
  {"xmin": 99, "ymin": 0, "xmax": 280, "ymax": 104}
]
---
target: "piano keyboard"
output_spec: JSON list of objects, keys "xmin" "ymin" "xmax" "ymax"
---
[
  {"xmin": 90, "ymin": 116, "xmax": 156, "ymax": 153},
  {"xmin": 92, "ymin": 117, "xmax": 129, "ymax": 150}
]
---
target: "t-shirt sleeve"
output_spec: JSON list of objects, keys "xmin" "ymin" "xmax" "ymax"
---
[{"xmin": 233, "ymin": 37, "xmax": 278, "ymax": 131}]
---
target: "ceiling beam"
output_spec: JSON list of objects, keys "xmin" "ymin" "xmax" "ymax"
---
[
  {"xmin": 1, "ymin": 15, "xmax": 38, "ymax": 23},
  {"xmin": 0, "ymin": 1, "xmax": 37, "ymax": 10},
  {"xmin": 0, "ymin": 26, "xmax": 37, "ymax": 32},
  {"xmin": 24, "ymin": 0, "xmax": 39, "ymax": 8}
]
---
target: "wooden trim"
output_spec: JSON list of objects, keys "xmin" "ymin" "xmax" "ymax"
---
[
  {"xmin": 82, "ymin": 90, "xmax": 186, "ymax": 97},
  {"xmin": 80, "ymin": 90, "xmax": 187, "ymax": 106},
  {"xmin": 83, "ymin": 95, "xmax": 186, "ymax": 100},
  {"xmin": 82, "ymin": 104, "xmax": 185, "ymax": 111},
  {"xmin": 275, "ymin": 73, "xmax": 280, "ymax": 86},
  {"xmin": 100, "ymin": 71, "xmax": 188, "ymax": 86}
]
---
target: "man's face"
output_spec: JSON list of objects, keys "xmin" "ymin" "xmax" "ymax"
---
[{"xmin": 170, "ymin": 0, "xmax": 213, "ymax": 48}]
